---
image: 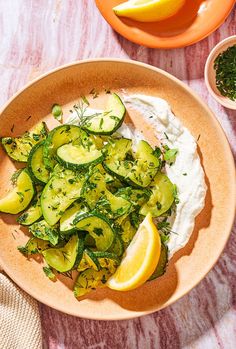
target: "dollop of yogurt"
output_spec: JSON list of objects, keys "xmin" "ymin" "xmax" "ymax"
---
[{"xmin": 124, "ymin": 94, "xmax": 207, "ymax": 257}]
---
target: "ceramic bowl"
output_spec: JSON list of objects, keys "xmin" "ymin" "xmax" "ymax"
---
[
  {"xmin": 0, "ymin": 59, "xmax": 235, "ymax": 320},
  {"xmin": 205, "ymin": 35, "xmax": 236, "ymax": 109},
  {"xmin": 95, "ymin": 0, "xmax": 235, "ymax": 49}
]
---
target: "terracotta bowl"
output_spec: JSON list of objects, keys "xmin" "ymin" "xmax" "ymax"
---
[
  {"xmin": 205, "ymin": 35, "xmax": 236, "ymax": 110},
  {"xmin": 0, "ymin": 59, "xmax": 235, "ymax": 320}
]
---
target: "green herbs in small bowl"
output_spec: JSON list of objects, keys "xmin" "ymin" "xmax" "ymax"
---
[{"xmin": 214, "ymin": 44, "xmax": 236, "ymax": 101}]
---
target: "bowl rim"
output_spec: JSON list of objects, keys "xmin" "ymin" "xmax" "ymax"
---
[
  {"xmin": 204, "ymin": 35, "xmax": 236, "ymax": 110},
  {"xmin": 0, "ymin": 58, "xmax": 235, "ymax": 320}
]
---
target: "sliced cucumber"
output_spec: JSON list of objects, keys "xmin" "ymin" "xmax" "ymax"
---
[
  {"xmin": 60, "ymin": 202, "xmax": 87, "ymax": 234},
  {"xmin": 29, "ymin": 220, "xmax": 59, "ymax": 246},
  {"xmin": 126, "ymin": 141, "xmax": 159, "ymax": 188},
  {"xmin": 108, "ymin": 233, "xmax": 124, "ymax": 257},
  {"xmin": 43, "ymin": 125, "xmax": 88, "ymax": 170},
  {"xmin": 84, "ymin": 249, "xmax": 100, "ymax": 271},
  {"xmin": 103, "ymin": 138, "xmax": 132, "ymax": 181},
  {"xmin": 28, "ymin": 141, "xmax": 50, "ymax": 184},
  {"xmin": 140, "ymin": 172, "xmax": 175, "ymax": 217},
  {"xmin": 94, "ymin": 251, "xmax": 120, "ymax": 274},
  {"xmin": 17, "ymin": 193, "xmax": 42, "ymax": 225},
  {"xmin": 104, "ymin": 139, "xmax": 159, "ymax": 188},
  {"xmin": 42, "ymin": 234, "xmax": 79, "ymax": 272},
  {"xmin": 57, "ymin": 142, "xmax": 104, "ymax": 170},
  {"xmin": 74, "ymin": 268, "xmax": 110, "ymax": 298},
  {"xmin": 81, "ymin": 93, "xmax": 126, "ymax": 135},
  {"xmin": 1, "ymin": 122, "xmax": 48, "ymax": 162},
  {"xmin": 116, "ymin": 187, "xmax": 150, "ymax": 207},
  {"xmin": 0, "ymin": 169, "xmax": 35, "ymax": 214},
  {"xmin": 84, "ymin": 234, "xmax": 96, "ymax": 247},
  {"xmin": 149, "ymin": 244, "xmax": 168, "ymax": 280},
  {"xmin": 19, "ymin": 237, "xmax": 51, "ymax": 255},
  {"xmin": 120, "ymin": 216, "xmax": 136, "ymax": 247},
  {"xmin": 74, "ymin": 212, "xmax": 115, "ymax": 251},
  {"xmin": 82, "ymin": 170, "xmax": 131, "ymax": 219},
  {"xmin": 41, "ymin": 168, "xmax": 85, "ymax": 226},
  {"xmin": 77, "ymin": 255, "xmax": 89, "ymax": 272}
]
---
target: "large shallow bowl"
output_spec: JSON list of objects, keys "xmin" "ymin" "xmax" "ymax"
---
[
  {"xmin": 95, "ymin": 0, "xmax": 235, "ymax": 49},
  {"xmin": 0, "ymin": 59, "xmax": 235, "ymax": 320}
]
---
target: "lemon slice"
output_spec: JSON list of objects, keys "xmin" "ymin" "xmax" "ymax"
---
[
  {"xmin": 113, "ymin": 0, "xmax": 186, "ymax": 22},
  {"xmin": 107, "ymin": 213, "xmax": 161, "ymax": 291}
]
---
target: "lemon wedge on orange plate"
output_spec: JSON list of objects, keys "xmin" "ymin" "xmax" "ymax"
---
[
  {"xmin": 113, "ymin": 0, "xmax": 186, "ymax": 22},
  {"xmin": 107, "ymin": 213, "xmax": 161, "ymax": 291}
]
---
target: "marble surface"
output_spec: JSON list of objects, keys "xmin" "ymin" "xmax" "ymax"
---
[{"xmin": 0, "ymin": 1, "xmax": 235, "ymax": 348}]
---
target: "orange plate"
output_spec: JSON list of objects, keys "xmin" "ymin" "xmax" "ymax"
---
[
  {"xmin": 95, "ymin": 0, "xmax": 235, "ymax": 49},
  {"xmin": 0, "ymin": 59, "xmax": 235, "ymax": 320}
]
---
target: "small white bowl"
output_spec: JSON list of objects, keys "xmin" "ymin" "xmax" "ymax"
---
[{"xmin": 205, "ymin": 35, "xmax": 236, "ymax": 110}]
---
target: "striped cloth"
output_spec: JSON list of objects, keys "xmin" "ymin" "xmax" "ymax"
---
[{"xmin": 0, "ymin": 270, "xmax": 42, "ymax": 349}]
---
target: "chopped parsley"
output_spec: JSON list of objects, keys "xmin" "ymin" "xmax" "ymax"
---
[{"xmin": 214, "ymin": 44, "xmax": 236, "ymax": 101}]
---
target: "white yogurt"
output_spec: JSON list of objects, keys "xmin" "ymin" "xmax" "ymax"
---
[{"xmin": 124, "ymin": 95, "xmax": 207, "ymax": 257}]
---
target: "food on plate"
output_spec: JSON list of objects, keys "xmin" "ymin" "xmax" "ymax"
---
[
  {"xmin": 0, "ymin": 91, "xmax": 206, "ymax": 298},
  {"xmin": 113, "ymin": 0, "xmax": 186, "ymax": 23},
  {"xmin": 214, "ymin": 44, "xmax": 236, "ymax": 101}
]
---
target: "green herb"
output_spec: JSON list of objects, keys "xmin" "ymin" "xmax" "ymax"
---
[
  {"xmin": 43, "ymin": 266, "xmax": 56, "ymax": 281},
  {"xmin": 163, "ymin": 146, "xmax": 178, "ymax": 164},
  {"xmin": 214, "ymin": 44, "xmax": 236, "ymax": 101},
  {"xmin": 17, "ymin": 246, "xmax": 29, "ymax": 255},
  {"xmin": 52, "ymin": 104, "xmax": 63, "ymax": 122},
  {"xmin": 81, "ymin": 95, "xmax": 90, "ymax": 106},
  {"xmin": 173, "ymin": 184, "xmax": 179, "ymax": 204},
  {"xmin": 16, "ymin": 191, "xmax": 24, "ymax": 203},
  {"xmin": 11, "ymin": 169, "xmax": 22, "ymax": 185},
  {"xmin": 164, "ymin": 132, "xmax": 169, "ymax": 140}
]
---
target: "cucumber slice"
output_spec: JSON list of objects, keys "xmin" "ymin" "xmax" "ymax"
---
[
  {"xmin": 42, "ymin": 234, "xmax": 79, "ymax": 272},
  {"xmin": 149, "ymin": 244, "xmax": 168, "ymax": 280},
  {"xmin": 43, "ymin": 125, "xmax": 88, "ymax": 170},
  {"xmin": 57, "ymin": 142, "xmax": 104, "ymax": 170},
  {"xmin": 41, "ymin": 168, "xmax": 85, "ymax": 226},
  {"xmin": 94, "ymin": 251, "xmax": 120, "ymax": 274},
  {"xmin": 19, "ymin": 237, "xmax": 51, "ymax": 255},
  {"xmin": 84, "ymin": 249, "xmax": 100, "ymax": 271},
  {"xmin": 84, "ymin": 234, "xmax": 96, "ymax": 247},
  {"xmin": 120, "ymin": 216, "xmax": 137, "ymax": 247},
  {"xmin": 108, "ymin": 234, "xmax": 124, "ymax": 257},
  {"xmin": 60, "ymin": 202, "xmax": 88, "ymax": 234},
  {"xmin": 81, "ymin": 93, "xmax": 126, "ymax": 135},
  {"xmin": 103, "ymin": 138, "xmax": 132, "ymax": 181},
  {"xmin": 1, "ymin": 122, "xmax": 48, "ymax": 162},
  {"xmin": 104, "ymin": 139, "xmax": 159, "ymax": 188},
  {"xmin": 140, "ymin": 172, "xmax": 175, "ymax": 217},
  {"xmin": 116, "ymin": 187, "xmax": 150, "ymax": 207},
  {"xmin": 82, "ymin": 170, "xmax": 131, "ymax": 219},
  {"xmin": 77, "ymin": 256, "xmax": 89, "ymax": 272},
  {"xmin": 28, "ymin": 141, "xmax": 50, "ymax": 184},
  {"xmin": 126, "ymin": 141, "xmax": 159, "ymax": 188},
  {"xmin": 74, "ymin": 212, "xmax": 115, "ymax": 251},
  {"xmin": 0, "ymin": 169, "xmax": 35, "ymax": 214},
  {"xmin": 17, "ymin": 193, "xmax": 42, "ymax": 225},
  {"xmin": 74, "ymin": 268, "xmax": 110, "ymax": 298},
  {"xmin": 29, "ymin": 220, "xmax": 59, "ymax": 246}
]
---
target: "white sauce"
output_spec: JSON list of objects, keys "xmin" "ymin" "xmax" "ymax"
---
[
  {"xmin": 66, "ymin": 95, "xmax": 207, "ymax": 258},
  {"xmin": 124, "ymin": 95, "xmax": 206, "ymax": 257}
]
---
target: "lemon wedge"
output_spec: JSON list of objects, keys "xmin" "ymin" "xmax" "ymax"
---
[
  {"xmin": 107, "ymin": 213, "xmax": 161, "ymax": 291},
  {"xmin": 113, "ymin": 0, "xmax": 186, "ymax": 22}
]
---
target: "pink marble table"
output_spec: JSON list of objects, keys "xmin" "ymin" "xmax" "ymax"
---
[{"xmin": 0, "ymin": 1, "xmax": 235, "ymax": 348}]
